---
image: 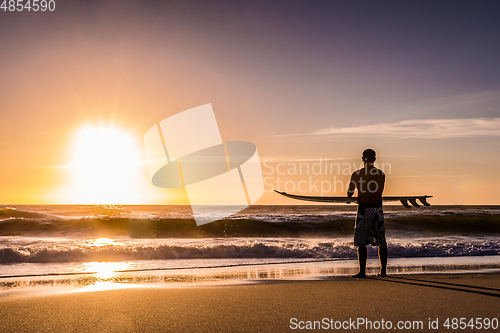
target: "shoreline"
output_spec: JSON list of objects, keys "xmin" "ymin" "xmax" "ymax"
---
[
  {"xmin": 1, "ymin": 272, "xmax": 499, "ymax": 332},
  {"xmin": 2, "ymin": 256, "xmax": 500, "ymax": 294}
]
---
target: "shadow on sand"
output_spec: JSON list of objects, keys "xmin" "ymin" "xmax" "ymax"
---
[{"xmin": 372, "ymin": 275, "xmax": 500, "ymax": 298}]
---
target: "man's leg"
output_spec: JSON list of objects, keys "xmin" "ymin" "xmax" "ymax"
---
[
  {"xmin": 378, "ymin": 246, "xmax": 388, "ymax": 277},
  {"xmin": 353, "ymin": 246, "xmax": 367, "ymax": 278}
]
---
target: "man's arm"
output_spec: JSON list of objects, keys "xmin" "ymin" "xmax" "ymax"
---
[{"xmin": 380, "ymin": 173, "xmax": 385, "ymax": 195}]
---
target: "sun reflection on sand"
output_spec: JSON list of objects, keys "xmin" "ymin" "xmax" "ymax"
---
[
  {"xmin": 82, "ymin": 261, "xmax": 130, "ymax": 279},
  {"xmin": 74, "ymin": 261, "xmax": 135, "ymax": 292},
  {"xmin": 79, "ymin": 281, "xmax": 139, "ymax": 292}
]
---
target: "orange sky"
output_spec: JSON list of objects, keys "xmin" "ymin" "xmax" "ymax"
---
[{"xmin": 1, "ymin": 1, "xmax": 500, "ymax": 205}]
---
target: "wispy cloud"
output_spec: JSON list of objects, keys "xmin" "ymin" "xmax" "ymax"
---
[
  {"xmin": 311, "ymin": 118, "xmax": 500, "ymax": 139},
  {"xmin": 260, "ymin": 156, "xmax": 346, "ymax": 162}
]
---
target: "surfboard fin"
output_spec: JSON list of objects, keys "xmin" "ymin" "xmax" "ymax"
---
[
  {"xmin": 419, "ymin": 197, "xmax": 431, "ymax": 206},
  {"xmin": 400, "ymin": 199, "xmax": 412, "ymax": 208},
  {"xmin": 409, "ymin": 199, "xmax": 420, "ymax": 207}
]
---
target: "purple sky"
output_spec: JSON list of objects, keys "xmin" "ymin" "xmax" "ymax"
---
[{"xmin": 1, "ymin": 1, "xmax": 499, "ymax": 204}]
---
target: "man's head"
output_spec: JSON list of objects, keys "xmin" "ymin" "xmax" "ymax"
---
[{"xmin": 362, "ymin": 149, "xmax": 376, "ymax": 163}]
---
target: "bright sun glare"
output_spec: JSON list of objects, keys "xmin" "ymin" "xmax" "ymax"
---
[
  {"xmin": 83, "ymin": 261, "xmax": 130, "ymax": 280},
  {"xmin": 66, "ymin": 126, "xmax": 143, "ymax": 204}
]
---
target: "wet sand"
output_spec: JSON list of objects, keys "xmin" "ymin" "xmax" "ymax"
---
[{"xmin": 1, "ymin": 273, "xmax": 499, "ymax": 332}]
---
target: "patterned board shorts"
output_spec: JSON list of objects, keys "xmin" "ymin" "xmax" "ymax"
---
[{"xmin": 354, "ymin": 207, "xmax": 387, "ymax": 248}]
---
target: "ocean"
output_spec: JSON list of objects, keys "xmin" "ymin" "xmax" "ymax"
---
[{"xmin": 1, "ymin": 205, "xmax": 499, "ymax": 289}]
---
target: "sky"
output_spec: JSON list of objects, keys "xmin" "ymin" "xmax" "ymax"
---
[{"xmin": 1, "ymin": 0, "xmax": 500, "ymax": 204}]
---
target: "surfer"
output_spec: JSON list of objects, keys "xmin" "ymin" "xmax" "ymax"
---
[{"xmin": 348, "ymin": 149, "xmax": 388, "ymax": 278}]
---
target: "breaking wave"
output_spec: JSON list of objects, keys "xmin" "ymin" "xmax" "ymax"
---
[
  {"xmin": 1, "ymin": 238, "xmax": 498, "ymax": 263},
  {"xmin": 1, "ymin": 213, "xmax": 499, "ymax": 238}
]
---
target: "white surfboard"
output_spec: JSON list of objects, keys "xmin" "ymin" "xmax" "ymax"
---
[{"xmin": 274, "ymin": 190, "xmax": 432, "ymax": 208}]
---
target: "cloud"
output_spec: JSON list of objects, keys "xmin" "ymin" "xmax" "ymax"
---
[{"xmin": 311, "ymin": 118, "xmax": 500, "ymax": 139}]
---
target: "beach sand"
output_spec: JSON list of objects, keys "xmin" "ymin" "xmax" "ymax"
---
[{"xmin": 1, "ymin": 273, "xmax": 499, "ymax": 332}]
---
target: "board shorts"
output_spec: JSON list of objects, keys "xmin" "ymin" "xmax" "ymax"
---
[{"xmin": 353, "ymin": 206, "xmax": 387, "ymax": 248}]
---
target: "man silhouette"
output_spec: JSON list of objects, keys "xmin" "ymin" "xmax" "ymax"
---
[{"xmin": 348, "ymin": 149, "xmax": 387, "ymax": 278}]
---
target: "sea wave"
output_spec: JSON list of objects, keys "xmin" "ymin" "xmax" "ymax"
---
[
  {"xmin": 0, "ymin": 208, "xmax": 59, "ymax": 221},
  {"xmin": 0, "ymin": 205, "xmax": 499, "ymax": 239},
  {"xmin": 0, "ymin": 238, "xmax": 498, "ymax": 263},
  {"xmin": 1, "ymin": 215, "xmax": 499, "ymax": 238}
]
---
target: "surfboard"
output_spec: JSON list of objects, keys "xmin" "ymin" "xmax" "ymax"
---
[{"xmin": 274, "ymin": 190, "xmax": 432, "ymax": 208}]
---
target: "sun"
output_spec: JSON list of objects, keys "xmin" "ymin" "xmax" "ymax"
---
[
  {"xmin": 51, "ymin": 124, "xmax": 179, "ymax": 204},
  {"xmin": 65, "ymin": 125, "xmax": 143, "ymax": 204}
]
